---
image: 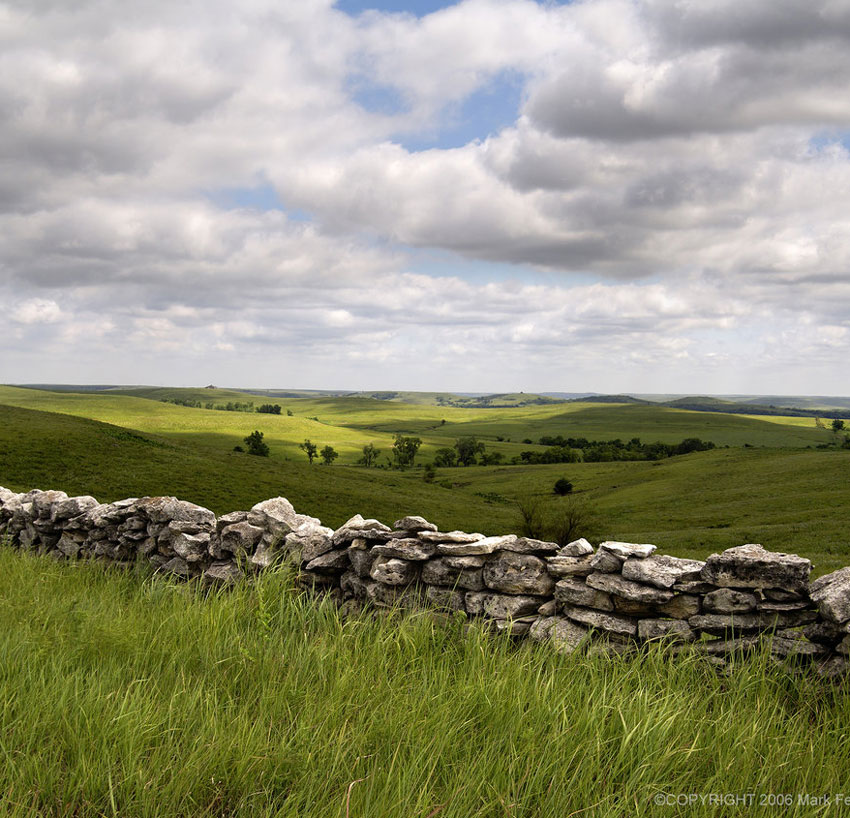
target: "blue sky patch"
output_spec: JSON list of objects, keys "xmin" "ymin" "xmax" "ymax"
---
[
  {"xmin": 336, "ymin": 0, "xmax": 458, "ymax": 17},
  {"xmin": 205, "ymin": 184, "xmax": 312, "ymax": 220}
]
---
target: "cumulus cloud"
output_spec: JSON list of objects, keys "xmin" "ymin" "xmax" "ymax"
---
[{"xmin": 1, "ymin": 0, "xmax": 848, "ymax": 392}]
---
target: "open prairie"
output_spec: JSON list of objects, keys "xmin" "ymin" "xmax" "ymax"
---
[{"xmin": 2, "ymin": 385, "xmax": 848, "ymax": 573}]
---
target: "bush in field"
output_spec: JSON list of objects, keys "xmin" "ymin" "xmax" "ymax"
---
[
  {"xmin": 392, "ymin": 435, "xmax": 421, "ymax": 469},
  {"xmin": 358, "ymin": 443, "xmax": 380, "ymax": 467},
  {"xmin": 433, "ymin": 447, "xmax": 457, "ymax": 467},
  {"xmin": 257, "ymin": 404, "xmax": 281, "ymax": 415},
  {"xmin": 299, "ymin": 439, "xmax": 318, "ymax": 464},
  {"xmin": 320, "ymin": 445, "xmax": 338, "ymax": 465},
  {"xmin": 455, "ymin": 436, "xmax": 485, "ymax": 466},
  {"xmin": 553, "ymin": 478, "xmax": 573, "ymax": 496},
  {"xmin": 243, "ymin": 430, "xmax": 269, "ymax": 457}
]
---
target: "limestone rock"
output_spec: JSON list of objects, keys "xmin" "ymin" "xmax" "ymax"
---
[
  {"xmin": 701, "ymin": 544, "xmax": 811, "ymax": 592},
  {"xmin": 483, "ymin": 551, "xmax": 555, "ymax": 595},
  {"xmin": 529, "ymin": 616, "xmax": 590, "ymax": 654},
  {"xmin": 216, "ymin": 521, "xmax": 263, "ymax": 557},
  {"xmin": 424, "ymin": 585, "xmax": 466, "ymax": 612},
  {"xmin": 393, "ymin": 515, "xmax": 438, "ymax": 533},
  {"xmin": 418, "ymin": 530, "xmax": 484, "ymax": 545},
  {"xmin": 305, "ymin": 549, "xmax": 350, "ymax": 573},
  {"xmin": 803, "ymin": 620, "xmax": 844, "ymax": 646},
  {"xmin": 673, "ymin": 580, "xmax": 717, "ymax": 594},
  {"xmin": 589, "ymin": 549, "xmax": 622, "ymax": 574},
  {"xmin": 203, "ymin": 561, "xmax": 243, "ymax": 586},
  {"xmin": 557, "ymin": 538, "xmax": 594, "ymax": 557},
  {"xmin": 563, "ymin": 605, "xmax": 638, "ymax": 637},
  {"xmin": 493, "ymin": 616, "xmax": 537, "ymax": 636},
  {"xmin": 436, "ymin": 534, "xmax": 517, "ymax": 556},
  {"xmin": 546, "ymin": 554, "xmax": 594, "ymax": 578},
  {"xmin": 443, "ymin": 555, "xmax": 485, "ymax": 569},
  {"xmin": 171, "ymin": 530, "xmax": 211, "ymax": 563},
  {"xmin": 656, "ymin": 594, "xmax": 701, "ymax": 619},
  {"xmin": 621, "ymin": 555, "xmax": 704, "ymax": 589},
  {"xmin": 50, "ymin": 495, "xmax": 99, "ymax": 523},
  {"xmin": 599, "ymin": 541, "xmax": 656, "ymax": 560},
  {"xmin": 537, "ymin": 600, "xmax": 557, "ymax": 616},
  {"xmin": 689, "ymin": 609, "xmax": 818, "ymax": 636},
  {"xmin": 464, "ymin": 592, "xmax": 545, "ymax": 619},
  {"xmin": 160, "ymin": 556, "xmax": 193, "ymax": 578},
  {"xmin": 347, "ymin": 547, "xmax": 375, "ymax": 579},
  {"xmin": 284, "ymin": 522, "xmax": 334, "ymax": 565},
  {"xmin": 554, "ymin": 578, "xmax": 614, "ymax": 612},
  {"xmin": 366, "ymin": 581, "xmax": 422, "ymax": 609},
  {"xmin": 331, "ymin": 515, "xmax": 392, "ymax": 546},
  {"xmin": 499, "ymin": 537, "xmax": 559, "ymax": 555},
  {"xmin": 703, "ymin": 588, "xmax": 758, "ymax": 614},
  {"xmin": 420, "ymin": 558, "xmax": 484, "ymax": 591},
  {"xmin": 370, "ymin": 556, "xmax": 419, "ymax": 586},
  {"xmin": 340, "ymin": 570, "xmax": 371, "ymax": 600},
  {"xmin": 815, "ymin": 655, "xmax": 850, "ymax": 678},
  {"xmin": 638, "ymin": 619, "xmax": 695, "ymax": 642},
  {"xmin": 586, "ymin": 572, "xmax": 674, "ymax": 604},
  {"xmin": 372, "ymin": 539, "xmax": 437, "ymax": 561},
  {"xmin": 809, "ymin": 567, "xmax": 850, "ymax": 624}
]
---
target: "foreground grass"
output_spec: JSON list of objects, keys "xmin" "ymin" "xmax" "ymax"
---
[{"xmin": 1, "ymin": 549, "xmax": 848, "ymax": 817}]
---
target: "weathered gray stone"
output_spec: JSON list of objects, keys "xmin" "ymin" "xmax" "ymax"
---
[
  {"xmin": 703, "ymin": 588, "xmax": 758, "ymax": 614},
  {"xmin": 393, "ymin": 515, "xmax": 438, "ymax": 533},
  {"xmin": 370, "ymin": 556, "xmax": 419, "ymax": 586},
  {"xmin": 804, "ymin": 620, "xmax": 844, "ymax": 645},
  {"xmin": 464, "ymin": 592, "xmax": 545, "ymax": 619},
  {"xmin": 557, "ymin": 538, "xmax": 594, "ymax": 557},
  {"xmin": 443, "ymin": 555, "xmax": 485, "ymax": 569},
  {"xmin": 170, "ymin": 529, "xmax": 211, "ymax": 563},
  {"xmin": 638, "ymin": 619, "xmax": 695, "ymax": 642},
  {"xmin": 537, "ymin": 599, "xmax": 557, "ymax": 616},
  {"xmin": 493, "ymin": 616, "xmax": 537, "ymax": 636},
  {"xmin": 612, "ymin": 597, "xmax": 655, "ymax": 616},
  {"xmin": 621, "ymin": 555, "xmax": 705, "ymax": 589},
  {"xmin": 689, "ymin": 609, "xmax": 818, "ymax": 636},
  {"xmin": 418, "ymin": 530, "xmax": 484, "ymax": 545},
  {"xmin": 555, "ymin": 578, "xmax": 614, "ymax": 612},
  {"xmin": 203, "ymin": 561, "xmax": 243, "ymax": 586},
  {"xmin": 284, "ymin": 522, "xmax": 334, "ymax": 564},
  {"xmin": 305, "ymin": 549, "xmax": 350, "ymax": 573},
  {"xmin": 589, "ymin": 549, "xmax": 623, "ymax": 574},
  {"xmin": 499, "ymin": 537, "xmax": 559, "ymax": 555},
  {"xmin": 160, "ymin": 556, "xmax": 193, "ymax": 578},
  {"xmin": 366, "ymin": 581, "xmax": 422, "ymax": 609},
  {"xmin": 483, "ymin": 551, "xmax": 555, "ymax": 595},
  {"xmin": 763, "ymin": 588, "xmax": 807, "ymax": 602},
  {"xmin": 436, "ymin": 534, "xmax": 517, "ymax": 556},
  {"xmin": 546, "ymin": 554, "xmax": 594, "ymax": 578},
  {"xmin": 673, "ymin": 580, "xmax": 717, "ymax": 594},
  {"xmin": 347, "ymin": 547, "xmax": 375, "ymax": 579},
  {"xmin": 372, "ymin": 539, "xmax": 437, "ymax": 561},
  {"xmin": 529, "ymin": 616, "xmax": 590, "ymax": 654},
  {"xmin": 701, "ymin": 544, "xmax": 811, "ymax": 591},
  {"xmin": 247, "ymin": 497, "xmax": 299, "ymax": 536},
  {"xmin": 50, "ymin": 495, "xmax": 99, "ymax": 522},
  {"xmin": 57, "ymin": 532, "xmax": 83, "ymax": 558},
  {"xmin": 331, "ymin": 515, "xmax": 392, "ymax": 546},
  {"xmin": 656, "ymin": 594, "xmax": 701, "ymax": 619},
  {"xmin": 769, "ymin": 635, "xmax": 829, "ymax": 660},
  {"xmin": 815, "ymin": 655, "xmax": 850, "ymax": 678},
  {"xmin": 809, "ymin": 567, "xmax": 850, "ymax": 624},
  {"xmin": 215, "ymin": 510, "xmax": 248, "ymax": 532},
  {"xmin": 836, "ymin": 636, "xmax": 850, "ymax": 656},
  {"xmin": 600, "ymin": 541, "xmax": 657, "ymax": 559},
  {"xmin": 586, "ymin": 572, "xmax": 675, "ymax": 604},
  {"xmin": 340, "ymin": 570, "xmax": 371, "ymax": 600},
  {"xmin": 424, "ymin": 585, "xmax": 466, "ymax": 612},
  {"xmin": 562, "ymin": 605, "xmax": 638, "ymax": 637},
  {"xmin": 757, "ymin": 600, "xmax": 812, "ymax": 613},
  {"xmin": 217, "ymin": 521, "xmax": 263, "ymax": 557},
  {"xmin": 420, "ymin": 558, "xmax": 484, "ymax": 591}
]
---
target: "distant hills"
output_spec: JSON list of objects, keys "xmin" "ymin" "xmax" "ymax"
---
[{"xmin": 10, "ymin": 384, "xmax": 850, "ymax": 418}]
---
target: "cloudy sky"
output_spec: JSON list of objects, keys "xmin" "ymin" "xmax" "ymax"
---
[{"xmin": 3, "ymin": 0, "xmax": 850, "ymax": 394}]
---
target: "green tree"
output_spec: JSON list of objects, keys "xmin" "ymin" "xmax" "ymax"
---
[
  {"xmin": 455, "ymin": 436, "xmax": 485, "ymax": 466},
  {"xmin": 299, "ymin": 439, "xmax": 318, "ymax": 464},
  {"xmin": 358, "ymin": 443, "xmax": 380, "ymax": 467},
  {"xmin": 832, "ymin": 419, "xmax": 845, "ymax": 432},
  {"xmin": 553, "ymin": 478, "xmax": 574, "ymax": 496},
  {"xmin": 257, "ymin": 404, "xmax": 281, "ymax": 415},
  {"xmin": 243, "ymin": 430, "xmax": 269, "ymax": 457},
  {"xmin": 433, "ymin": 447, "xmax": 457, "ymax": 467},
  {"xmin": 392, "ymin": 435, "xmax": 422, "ymax": 468},
  {"xmin": 320, "ymin": 445, "xmax": 339, "ymax": 465}
]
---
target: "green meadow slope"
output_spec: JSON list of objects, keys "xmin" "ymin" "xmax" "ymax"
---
[{"xmin": 2, "ymin": 390, "xmax": 849, "ymax": 572}]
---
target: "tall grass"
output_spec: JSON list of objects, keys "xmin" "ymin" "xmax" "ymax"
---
[{"xmin": 1, "ymin": 549, "xmax": 847, "ymax": 817}]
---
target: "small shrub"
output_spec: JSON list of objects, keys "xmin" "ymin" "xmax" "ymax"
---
[
  {"xmin": 243, "ymin": 431, "xmax": 269, "ymax": 457},
  {"xmin": 553, "ymin": 478, "xmax": 573, "ymax": 496}
]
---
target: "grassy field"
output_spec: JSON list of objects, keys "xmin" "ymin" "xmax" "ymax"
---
[{"xmin": 1, "ymin": 550, "xmax": 847, "ymax": 818}]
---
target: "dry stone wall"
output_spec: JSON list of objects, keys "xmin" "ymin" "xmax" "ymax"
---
[{"xmin": 2, "ymin": 485, "xmax": 849, "ymax": 676}]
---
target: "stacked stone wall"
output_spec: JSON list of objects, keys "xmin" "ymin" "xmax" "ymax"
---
[{"xmin": 2, "ymin": 486, "xmax": 849, "ymax": 675}]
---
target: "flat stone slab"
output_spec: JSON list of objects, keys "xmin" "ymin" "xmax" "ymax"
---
[
  {"xmin": 499, "ymin": 537, "xmax": 559, "ymax": 555},
  {"xmin": 701, "ymin": 544, "xmax": 811, "ymax": 591},
  {"xmin": 304, "ymin": 549, "xmax": 350, "ymax": 573},
  {"xmin": 638, "ymin": 619, "xmax": 695, "ymax": 642},
  {"xmin": 703, "ymin": 588, "xmax": 758, "ymax": 614},
  {"xmin": 809, "ymin": 567, "xmax": 850, "ymax": 624},
  {"xmin": 554, "ymin": 578, "xmax": 614, "ymax": 612},
  {"xmin": 656, "ymin": 594, "xmax": 701, "ymax": 620},
  {"xmin": 546, "ymin": 555, "xmax": 594, "ymax": 578},
  {"xmin": 424, "ymin": 585, "xmax": 465, "ymax": 612},
  {"xmin": 599, "ymin": 541, "xmax": 657, "ymax": 560},
  {"xmin": 393, "ymin": 515, "xmax": 438, "ymax": 533},
  {"xmin": 464, "ymin": 592, "xmax": 546, "ymax": 619},
  {"xmin": 421, "ymin": 558, "xmax": 484, "ymax": 591},
  {"xmin": 586, "ymin": 572, "xmax": 674, "ymax": 604},
  {"xmin": 419, "ymin": 530, "xmax": 485, "ymax": 545},
  {"xmin": 483, "ymin": 552, "xmax": 555, "ymax": 595},
  {"xmin": 371, "ymin": 540, "xmax": 437, "ymax": 561},
  {"xmin": 562, "ymin": 605, "xmax": 638, "ymax": 637},
  {"xmin": 621, "ymin": 555, "xmax": 705, "ymax": 589},
  {"xmin": 436, "ymin": 534, "xmax": 516, "ymax": 556},
  {"xmin": 370, "ymin": 556, "xmax": 419, "ymax": 585},
  {"xmin": 689, "ymin": 609, "xmax": 818, "ymax": 636},
  {"xmin": 331, "ymin": 515, "xmax": 392, "ymax": 546},
  {"xmin": 589, "ymin": 550, "xmax": 622, "ymax": 574}
]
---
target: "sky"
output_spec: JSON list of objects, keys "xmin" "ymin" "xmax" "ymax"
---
[{"xmin": 3, "ymin": 0, "xmax": 850, "ymax": 395}]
